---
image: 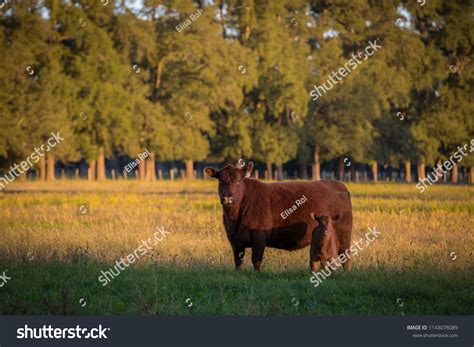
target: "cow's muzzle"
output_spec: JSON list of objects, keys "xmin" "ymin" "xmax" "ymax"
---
[{"xmin": 221, "ymin": 196, "xmax": 234, "ymax": 207}]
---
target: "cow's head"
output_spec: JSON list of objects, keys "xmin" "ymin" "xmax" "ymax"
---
[{"xmin": 204, "ymin": 162, "xmax": 254, "ymax": 208}]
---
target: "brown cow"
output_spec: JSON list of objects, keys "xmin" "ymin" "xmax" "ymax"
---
[
  {"xmin": 204, "ymin": 162, "xmax": 352, "ymax": 271},
  {"xmin": 309, "ymin": 214, "xmax": 341, "ymax": 272}
]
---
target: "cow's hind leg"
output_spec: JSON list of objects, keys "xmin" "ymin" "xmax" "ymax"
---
[
  {"xmin": 343, "ymin": 259, "xmax": 352, "ymax": 271},
  {"xmin": 336, "ymin": 212, "xmax": 353, "ymax": 272},
  {"xmin": 341, "ymin": 251, "xmax": 352, "ymax": 271}
]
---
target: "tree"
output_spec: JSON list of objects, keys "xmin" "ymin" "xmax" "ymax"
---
[
  {"xmin": 56, "ymin": 1, "xmax": 134, "ymax": 180},
  {"xmin": 235, "ymin": 0, "xmax": 309, "ymax": 179}
]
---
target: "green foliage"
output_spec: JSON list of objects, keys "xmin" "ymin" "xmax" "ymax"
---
[{"xmin": 0, "ymin": 0, "xmax": 471, "ymax": 172}]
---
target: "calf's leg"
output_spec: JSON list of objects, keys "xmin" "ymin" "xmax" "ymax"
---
[
  {"xmin": 321, "ymin": 258, "xmax": 331, "ymax": 271},
  {"xmin": 310, "ymin": 259, "xmax": 320, "ymax": 272},
  {"xmin": 309, "ymin": 236, "xmax": 320, "ymax": 272}
]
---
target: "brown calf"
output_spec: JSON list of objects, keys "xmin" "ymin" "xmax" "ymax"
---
[{"xmin": 309, "ymin": 214, "xmax": 341, "ymax": 272}]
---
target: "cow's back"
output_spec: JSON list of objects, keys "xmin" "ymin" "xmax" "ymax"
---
[{"xmin": 240, "ymin": 179, "xmax": 351, "ymax": 231}]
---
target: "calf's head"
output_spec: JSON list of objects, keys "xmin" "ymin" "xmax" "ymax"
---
[
  {"xmin": 310, "ymin": 213, "xmax": 340, "ymax": 237},
  {"xmin": 204, "ymin": 162, "xmax": 254, "ymax": 207}
]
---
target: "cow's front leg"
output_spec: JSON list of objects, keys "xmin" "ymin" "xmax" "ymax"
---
[
  {"xmin": 251, "ymin": 232, "xmax": 266, "ymax": 272},
  {"xmin": 232, "ymin": 246, "xmax": 245, "ymax": 270}
]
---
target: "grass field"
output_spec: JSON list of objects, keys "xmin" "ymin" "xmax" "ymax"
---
[{"xmin": 0, "ymin": 180, "xmax": 473, "ymax": 315}]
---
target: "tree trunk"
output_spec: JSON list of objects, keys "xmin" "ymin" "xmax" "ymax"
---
[
  {"xmin": 185, "ymin": 160, "xmax": 194, "ymax": 180},
  {"xmin": 371, "ymin": 162, "xmax": 378, "ymax": 182},
  {"xmin": 451, "ymin": 163, "xmax": 458, "ymax": 184},
  {"xmin": 276, "ymin": 164, "xmax": 284, "ymax": 181},
  {"xmin": 350, "ymin": 162, "xmax": 356, "ymax": 182},
  {"xmin": 337, "ymin": 157, "xmax": 344, "ymax": 181},
  {"xmin": 312, "ymin": 145, "xmax": 321, "ymax": 181},
  {"xmin": 88, "ymin": 160, "xmax": 96, "ymax": 181},
  {"xmin": 46, "ymin": 153, "xmax": 55, "ymax": 181},
  {"xmin": 18, "ymin": 170, "xmax": 27, "ymax": 182},
  {"xmin": 417, "ymin": 163, "xmax": 426, "ymax": 180},
  {"xmin": 153, "ymin": 59, "xmax": 165, "ymax": 102},
  {"xmin": 436, "ymin": 159, "xmax": 443, "ymax": 179},
  {"xmin": 469, "ymin": 167, "xmax": 474, "ymax": 184},
  {"xmin": 138, "ymin": 158, "xmax": 146, "ymax": 181},
  {"xmin": 146, "ymin": 151, "xmax": 156, "ymax": 181},
  {"xmin": 219, "ymin": 0, "xmax": 226, "ymax": 38},
  {"xmin": 243, "ymin": 25, "xmax": 251, "ymax": 41},
  {"xmin": 97, "ymin": 146, "xmax": 106, "ymax": 180},
  {"xmin": 38, "ymin": 156, "xmax": 46, "ymax": 181},
  {"xmin": 404, "ymin": 160, "xmax": 411, "ymax": 183},
  {"xmin": 266, "ymin": 162, "xmax": 273, "ymax": 180},
  {"xmin": 299, "ymin": 162, "xmax": 307, "ymax": 180}
]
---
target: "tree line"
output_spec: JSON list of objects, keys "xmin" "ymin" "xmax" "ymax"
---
[{"xmin": 0, "ymin": 0, "xmax": 472, "ymax": 183}]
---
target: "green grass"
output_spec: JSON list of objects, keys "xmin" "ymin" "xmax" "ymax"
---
[{"xmin": 1, "ymin": 262, "xmax": 472, "ymax": 315}]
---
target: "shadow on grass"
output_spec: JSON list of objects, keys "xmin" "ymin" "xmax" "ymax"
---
[{"xmin": 0, "ymin": 261, "xmax": 472, "ymax": 315}]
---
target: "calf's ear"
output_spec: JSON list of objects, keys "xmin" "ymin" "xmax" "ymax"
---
[
  {"xmin": 310, "ymin": 213, "xmax": 326, "ymax": 227},
  {"xmin": 204, "ymin": 167, "xmax": 219, "ymax": 178},
  {"xmin": 244, "ymin": 161, "xmax": 254, "ymax": 177}
]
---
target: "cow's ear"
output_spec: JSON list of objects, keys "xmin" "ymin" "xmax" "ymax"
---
[
  {"xmin": 244, "ymin": 161, "xmax": 254, "ymax": 178},
  {"xmin": 204, "ymin": 167, "xmax": 219, "ymax": 178}
]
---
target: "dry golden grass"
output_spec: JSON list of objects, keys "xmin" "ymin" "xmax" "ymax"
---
[{"xmin": 1, "ymin": 180, "xmax": 472, "ymax": 272}]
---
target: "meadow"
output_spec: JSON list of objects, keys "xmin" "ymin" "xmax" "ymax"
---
[{"xmin": 0, "ymin": 180, "xmax": 472, "ymax": 315}]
